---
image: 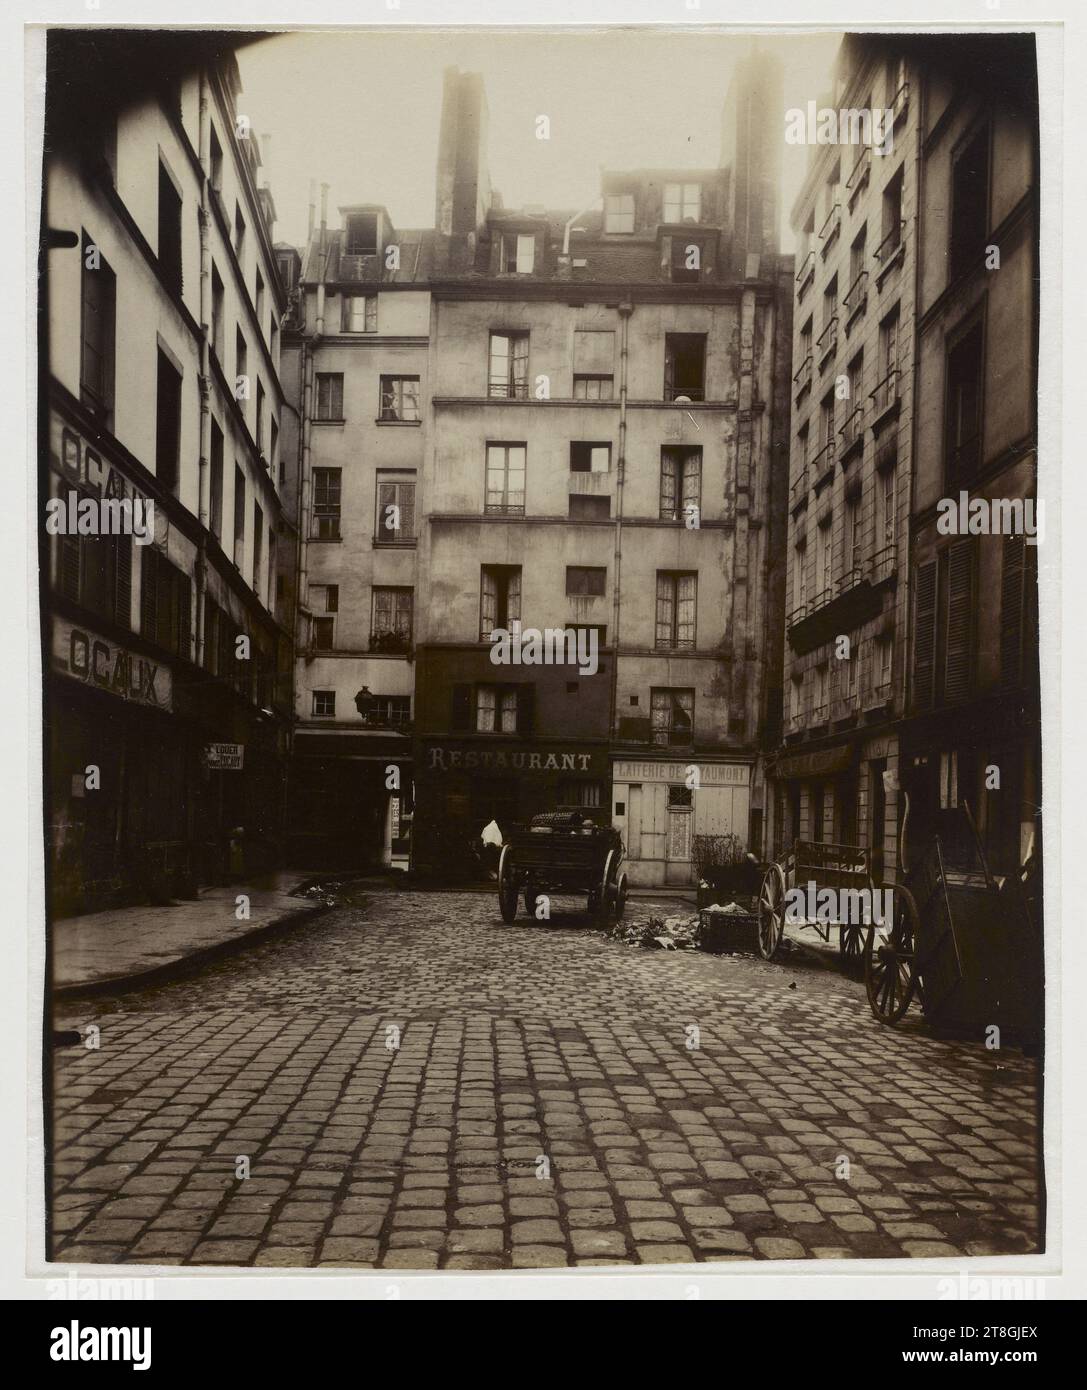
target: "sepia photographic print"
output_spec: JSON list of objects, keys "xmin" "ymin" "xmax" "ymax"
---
[{"xmin": 22, "ymin": 2, "xmax": 1070, "ymax": 1327}]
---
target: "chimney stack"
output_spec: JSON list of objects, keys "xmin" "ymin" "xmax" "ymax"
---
[
  {"xmin": 434, "ymin": 67, "xmax": 491, "ymax": 272},
  {"xmin": 721, "ymin": 45, "xmax": 783, "ymax": 274}
]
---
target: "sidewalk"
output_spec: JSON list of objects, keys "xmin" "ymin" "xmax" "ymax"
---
[{"xmin": 52, "ymin": 872, "xmax": 326, "ymax": 997}]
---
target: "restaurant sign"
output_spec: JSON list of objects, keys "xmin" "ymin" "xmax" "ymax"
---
[
  {"xmin": 426, "ymin": 743, "xmax": 607, "ymax": 775},
  {"xmin": 52, "ymin": 618, "xmax": 172, "ymax": 710}
]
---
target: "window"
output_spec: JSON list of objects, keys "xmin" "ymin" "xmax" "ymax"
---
[
  {"xmin": 569, "ymin": 495, "xmax": 610, "ymax": 521},
  {"xmin": 252, "ymin": 503, "xmax": 263, "ymax": 592},
  {"xmin": 664, "ymin": 333, "xmax": 706, "ymax": 401},
  {"xmin": 155, "ymin": 349, "xmax": 182, "ymax": 494},
  {"xmin": 270, "ymin": 418, "xmax": 278, "ymax": 481},
  {"xmin": 342, "ymin": 294, "xmax": 377, "ymax": 333},
  {"xmin": 880, "ymin": 307, "xmax": 900, "ymax": 380},
  {"xmin": 877, "ymin": 636, "xmax": 893, "ymax": 691},
  {"xmin": 315, "ymin": 372, "xmax": 344, "ymax": 421},
  {"xmin": 819, "ymin": 392, "xmax": 836, "ymax": 452},
  {"xmin": 559, "ymin": 780, "xmax": 603, "ymax": 809},
  {"xmin": 313, "ymin": 616, "xmax": 335, "ymax": 651},
  {"xmin": 650, "ymin": 688, "xmax": 694, "ymax": 746},
  {"xmin": 476, "ymin": 685, "xmax": 519, "ymax": 734},
  {"xmin": 256, "ymin": 379, "xmax": 265, "ymax": 452},
  {"xmin": 210, "ymin": 264, "xmax": 224, "ymax": 363},
  {"xmin": 372, "ymin": 695, "xmax": 411, "ymax": 726},
  {"xmin": 485, "ymin": 443, "xmax": 526, "ymax": 514},
  {"xmin": 345, "ymin": 213, "xmax": 378, "ymax": 256},
  {"xmin": 157, "ymin": 162, "xmax": 182, "ymax": 295},
  {"xmin": 604, "ymin": 194, "xmax": 635, "ymax": 234},
  {"xmin": 655, "ymin": 571, "xmax": 696, "ymax": 648},
  {"xmin": 950, "ymin": 125, "xmax": 990, "ymax": 281},
  {"xmin": 500, "ymin": 233, "xmax": 535, "ymax": 274},
  {"xmin": 312, "ymin": 690, "xmax": 336, "ymax": 718},
  {"xmin": 670, "ymin": 238, "xmax": 704, "ymax": 283},
  {"xmin": 567, "ymin": 566, "xmax": 607, "ymax": 597},
  {"xmin": 80, "ymin": 233, "xmax": 115, "ymax": 415},
  {"xmin": 376, "ymin": 472, "xmax": 416, "ymax": 542},
  {"xmin": 660, "ymin": 447, "xmax": 702, "ymax": 521},
  {"xmin": 1000, "ymin": 534, "xmax": 1038, "ymax": 689},
  {"xmin": 914, "ymin": 540, "xmax": 977, "ymax": 709},
  {"xmin": 480, "ymin": 566, "xmax": 522, "ymax": 640},
  {"xmin": 488, "ymin": 332, "xmax": 529, "ymax": 398},
  {"xmin": 140, "ymin": 548, "xmax": 191, "ymax": 658},
  {"xmin": 55, "ymin": 501, "xmax": 131, "ymax": 628},
  {"xmin": 847, "ymin": 351, "xmax": 864, "ymax": 412},
  {"xmin": 849, "ymin": 223, "xmax": 867, "ymax": 288},
  {"xmin": 234, "ymin": 202, "xmax": 246, "ymax": 258},
  {"xmin": 209, "ymin": 124, "xmax": 223, "ymax": 192},
  {"xmin": 573, "ymin": 375, "xmax": 613, "ymax": 400},
  {"xmin": 823, "ymin": 273, "xmax": 839, "ymax": 325},
  {"xmin": 879, "ymin": 469, "xmax": 896, "ymax": 549},
  {"xmin": 267, "ymin": 529, "xmax": 276, "ymax": 609},
  {"xmin": 236, "ymin": 327, "xmax": 248, "ymax": 391},
  {"xmin": 270, "ymin": 318, "xmax": 278, "ymax": 362},
  {"xmin": 371, "ymin": 587, "xmax": 413, "ymax": 650},
  {"xmin": 880, "ymin": 168, "xmax": 903, "ymax": 262},
  {"xmin": 664, "ymin": 182, "xmax": 701, "ymax": 224},
  {"xmin": 844, "ymin": 493, "xmax": 861, "ymax": 577},
  {"xmin": 793, "ymin": 541, "xmax": 808, "ymax": 614},
  {"xmin": 312, "ymin": 468, "xmax": 342, "ymax": 539},
  {"xmin": 815, "ymin": 664, "xmax": 828, "ymax": 716},
  {"xmin": 816, "ymin": 518, "xmax": 833, "ymax": 598},
  {"xmin": 946, "ymin": 320, "xmax": 984, "ymax": 483},
  {"xmin": 799, "ymin": 316, "xmax": 813, "ymax": 362},
  {"xmin": 319, "ymin": 583, "xmax": 339, "ymax": 612},
  {"xmin": 209, "ymin": 420, "xmax": 224, "ymax": 541},
  {"xmin": 255, "ymin": 269, "xmax": 265, "ymax": 329},
  {"xmin": 233, "ymin": 466, "xmax": 246, "ymax": 567},
  {"xmin": 570, "ymin": 442, "xmax": 611, "ymax": 474},
  {"xmin": 379, "ymin": 375, "xmax": 420, "ymax": 422}
]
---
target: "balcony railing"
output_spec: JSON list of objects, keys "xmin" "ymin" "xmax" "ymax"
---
[
  {"xmin": 819, "ymin": 203, "xmax": 841, "ymax": 249},
  {"xmin": 838, "ymin": 404, "xmax": 866, "ymax": 456},
  {"xmin": 846, "ymin": 147, "xmax": 871, "ymax": 204},
  {"xmin": 838, "ymin": 562, "xmax": 866, "ymax": 596},
  {"xmin": 843, "ymin": 269, "xmax": 869, "ymax": 322},
  {"xmin": 811, "ymin": 437, "xmax": 836, "ymax": 480},
  {"xmin": 789, "ymin": 464, "xmax": 809, "ymax": 510},
  {"xmin": 795, "ymin": 250, "xmax": 815, "ymax": 295},
  {"xmin": 890, "ymin": 81, "xmax": 910, "ymax": 125},
  {"xmin": 339, "ymin": 252, "xmax": 382, "ymax": 282},
  {"xmin": 870, "ymin": 368, "xmax": 900, "ymax": 419},
  {"xmin": 870, "ymin": 543, "xmax": 897, "ymax": 584},
  {"xmin": 874, "ymin": 221, "xmax": 905, "ymax": 272},
  {"xmin": 816, "ymin": 316, "xmax": 838, "ymax": 364},
  {"xmin": 793, "ymin": 353, "xmax": 813, "ymax": 393},
  {"xmin": 665, "ymin": 384, "xmax": 706, "ymax": 402}
]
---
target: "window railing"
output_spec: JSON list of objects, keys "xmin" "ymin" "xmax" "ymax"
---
[
  {"xmin": 838, "ymin": 404, "xmax": 866, "ymax": 454},
  {"xmin": 843, "ymin": 269, "xmax": 869, "ymax": 320},
  {"xmin": 795, "ymin": 250, "xmax": 816, "ymax": 291},
  {"xmin": 811, "ymin": 437, "xmax": 836, "ymax": 477},
  {"xmin": 488, "ymin": 377, "xmax": 529, "ymax": 399},
  {"xmin": 846, "ymin": 147, "xmax": 871, "ymax": 200},
  {"xmin": 793, "ymin": 354, "xmax": 813, "ymax": 393},
  {"xmin": 816, "ymin": 316, "xmax": 838, "ymax": 362},
  {"xmin": 339, "ymin": 252, "xmax": 380, "ymax": 282},
  {"xmin": 790, "ymin": 464, "xmax": 809, "ymax": 509},
  {"xmin": 819, "ymin": 204, "xmax": 841, "ymax": 246},
  {"xmin": 665, "ymin": 384, "xmax": 705, "ymax": 402},
  {"xmin": 870, "ymin": 368, "xmax": 899, "ymax": 417},
  {"xmin": 838, "ymin": 562, "xmax": 866, "ymax": 595},
  {"xmin": 870, "ymin": 543, "xmax": 897, "ymax": 583},
  {"xmin": 891, "ymin": 81, "xmax": 910, "ymax": 124},
  {"xmin": 370, "ymin": 630, "xmax": 412, "ymax": 654},
  {"xmin": 874, "ymin": 221, "xmax": 905, "ymax": 269}
]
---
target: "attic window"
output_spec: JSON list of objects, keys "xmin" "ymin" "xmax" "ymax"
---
[
  {"xmin": 345, "ymin": 213, "xmax": 379, "ymax": 256},
  {"xmin": 500, "ymin": 234, "xmax": 535, "ymax": 274},
  {"xmin": 604, "ymin": 195, "xmax": 635, "ymax": 235}
]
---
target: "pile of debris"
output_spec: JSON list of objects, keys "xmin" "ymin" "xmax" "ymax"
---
[{"xmin": 605, "ymin": 913, "xmax": 701, "ymax": 950}]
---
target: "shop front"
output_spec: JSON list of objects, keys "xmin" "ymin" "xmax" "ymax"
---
[
  {"xmin": 414, "ymin": 737, "xmax": 611, "ymax": 877},
  {"xmin": 611, "ymin": 757, "xmax": 753, "ymax": 887}
]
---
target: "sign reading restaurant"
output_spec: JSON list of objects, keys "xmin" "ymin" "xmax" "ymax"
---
[
  {"xmin": 52, "ymin": 617, "xmax": 173, "ymax": 711},
  {"xmin": 426, "ymin": 744, "xmax": 606, "ymax": 774},
  {"xmin": 612, "ymin": 759, "xmax": 751, "ymax": 785}
]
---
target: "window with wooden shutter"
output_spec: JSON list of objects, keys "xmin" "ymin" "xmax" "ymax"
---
[
  {"xmin": 943, "ymin": 539, "xmax": 975, "ymax": 704},
  {"xmin": 913, "ymin": 558, "xmax": 938, "ymax": 710},
  {"xmin": 114, "ymin": 535, "xmax": 131, "ymax": 628}
]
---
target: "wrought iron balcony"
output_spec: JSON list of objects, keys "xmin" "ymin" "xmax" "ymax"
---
[
  {"xmin": 810, "ymin": 437, "xmax": 836, "ymax": 483},
  {"xmin": 793, "ymin": 353, "xmax": 813, "ymax": 394},
  {"xmin": 816, "ymin": 315, "xmax": 838, "ymax": 365},
  {"xmin": 870, "ymin": 368, "xmax": 900, "ymax": 422},
  {"xmin": 843, "ymin": 269, "xmax": 869, "ymax": 323},
  {"xmin": 890, "ymin": 81, "xmax": 910, "ymax": 125},
  {"xmin": 819, "ymin": 204, "xmax": 841, "ymax": 251},
  {"xmin": 870, "ymin": 543, "xmax": 897, "ymax": 585},
  {"xmin": 795, "ymin": 250, "xmax": 815, "ymax": 296},
  {"xmin": 838, "ymin": 404, "xmax": 866, "ymax": 458},
  {"xmin": 789, "ymin": 464, "xmax": 809, "ymax": 511},
  {"xmin": 846, "ymin": 147, "xmax": 871, "ymax": 205}
]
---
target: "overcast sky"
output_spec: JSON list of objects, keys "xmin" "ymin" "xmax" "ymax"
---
[{"xmin": 237, "ymin": 29, "xmax": 843, "ymax": 252}]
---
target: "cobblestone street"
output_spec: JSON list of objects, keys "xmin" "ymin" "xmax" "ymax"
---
[{"xmin": 49, "ymin": 889, "xmax": 1043, "ymax": 1269}]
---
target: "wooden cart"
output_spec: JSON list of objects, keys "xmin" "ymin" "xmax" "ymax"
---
[
  {"xmin": 756, "ymin": 838, "xmax": 906, "ymax": 968},
  {"xmin": 497, "ymin": 812, "xmax": 628, "ymax": 925}
]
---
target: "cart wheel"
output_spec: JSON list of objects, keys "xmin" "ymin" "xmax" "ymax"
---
[
  {"xmin": 613, "ymin": 871, "xmax": 628, "ymax": 921},
  {"xmin": 757, "ymin": 863, "xmax": 786, "ymax": 960},
  {"xmin": 596, "ymin": 850, "xmax": 617, "ymax": 924},
  {"xmin": 497, "ymin": 844, "xmax": 518, "ymax": 924},
  {"xmin": 524, "ymin": 886, "xmax": 541, "ymax": 919},
  {"xmin": 839, "ymin": 922, "xmax": 865, "ymax": 967},
  {"xmin": 864, "ymin": 884, "xmax": 919, "ymax": 1024}
]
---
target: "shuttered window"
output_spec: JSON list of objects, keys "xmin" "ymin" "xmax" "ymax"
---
[
  {"xmin": 140, "ymin": 547, "xmax": 192, "ymax": 658},
  {"xmin": 1000, "ymin": 533, "xmax": 1038, "ymax": 688},
  {"xmin": 943, "ymin": 538, "xmax": 976, "ymax": 704},
  {"xmin": 56, "ymin": 496, "xmax": 131, "ymax": 630},
  {"xmin": 913, "ymin": 559, "xmax": 938, "ymax": 711}
]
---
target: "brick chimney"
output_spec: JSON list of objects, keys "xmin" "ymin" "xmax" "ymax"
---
[{"xmin": 434, "ymin": 67, "xmax": 491, "ymax": 272}]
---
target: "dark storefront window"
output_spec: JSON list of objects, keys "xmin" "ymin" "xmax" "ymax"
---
[{"xmin": 140, "ymin": 547, "xmax": 192, "ymax": 659}]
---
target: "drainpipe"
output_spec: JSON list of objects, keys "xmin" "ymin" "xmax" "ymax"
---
[
  {"xmin": 195, "ymin": 68, "xmax": 212, "ymax": 669},
  {"xmin": 609, "ymin": 301, "xmax": 633, "ymax": 754}
]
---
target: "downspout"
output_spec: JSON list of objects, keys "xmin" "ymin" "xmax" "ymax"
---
[
  {"xmin": 195, "ymin": 68, "xmax": 212, "ymax": 668},
  {"xmin": 609, "ymin": 302, "xmax": 633, "ymax": 759}
]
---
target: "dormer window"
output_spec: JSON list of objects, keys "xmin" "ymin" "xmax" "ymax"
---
[
  {"xmin": 664, "ymin": 182, "xmax": 701, "ymax": 224},
  {"xmin": 345, "ymin": 213, "xmax": 379, "ymax": 256},
  {"xmin": 604, "ymin": 194, "xmax": 635, "ymax": 235},
  {"xmin": 499, "ymin": 233, "xmax": 535, "ymax": 274}
]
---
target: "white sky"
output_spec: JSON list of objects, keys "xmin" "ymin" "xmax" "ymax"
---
[{"xmin": 237, "ymin": 29, "xmax": 843, "ymax": 253}]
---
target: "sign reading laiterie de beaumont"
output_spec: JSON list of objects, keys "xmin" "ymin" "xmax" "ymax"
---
[
  {"xmin": 52, "ymin": 617, "xmax": 172, "ymax": 711},
  {"xmin": 612, "ymin": 760, "xmax": 750, "ymax": 785}
]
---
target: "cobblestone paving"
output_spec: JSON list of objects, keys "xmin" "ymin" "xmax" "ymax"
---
[{"xmin": 50, "ymin": 890, "xmax": 1043, "ymax": 1268}]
